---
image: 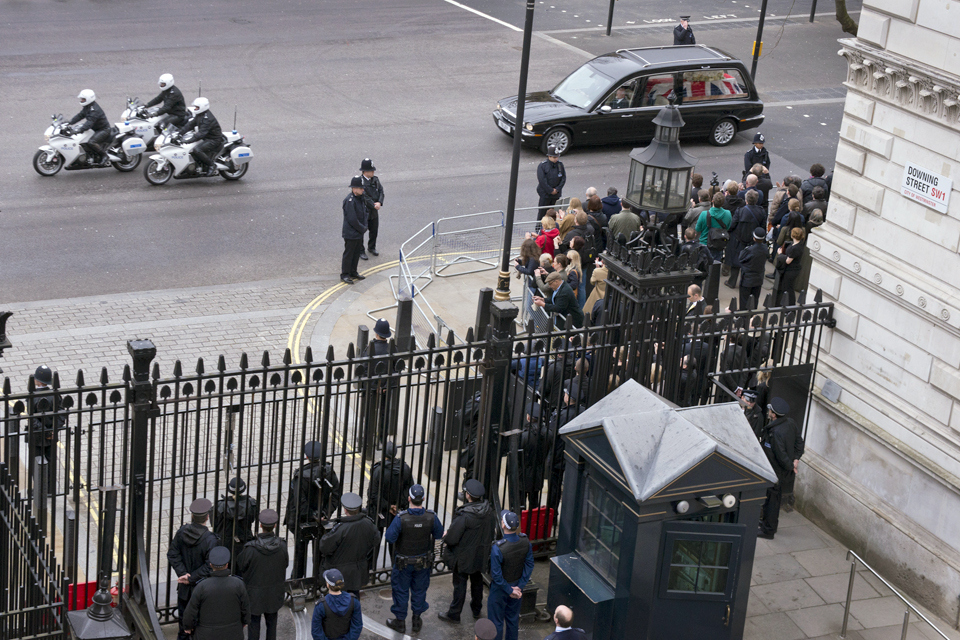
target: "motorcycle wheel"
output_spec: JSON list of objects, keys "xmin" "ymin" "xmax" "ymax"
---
[
  {"xmin": 144, "ymin": 159, "xmax": 173, "ymax": 185},
  {"xmin": 33, "ymin": 149, "xmax": 63, "ymax": 176},
  {"xmin": 220, "ymin": 162, "xmax": 248, "ymax": 181},
  {"xmin": 112, "ymin": 151, "xmax": 141, "ymax": 172}
]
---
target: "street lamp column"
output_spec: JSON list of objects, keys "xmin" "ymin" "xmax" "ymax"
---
[{"xmin": 495, "ymin": 0, "xmax": 536, "ymax": 303}]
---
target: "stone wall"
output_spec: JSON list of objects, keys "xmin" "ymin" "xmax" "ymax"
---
[{"xmin": 801, "ymin": 0, "xmax": 960, "ymax": 621}]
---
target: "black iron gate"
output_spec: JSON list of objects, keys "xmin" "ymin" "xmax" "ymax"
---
[{"xmin": 0, "ymin": 237, "xmax": 833, "ymax": 635}]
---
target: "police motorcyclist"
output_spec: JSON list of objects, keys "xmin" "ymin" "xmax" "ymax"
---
[
  {"xmin": 68, "ymin": 89, "xmax": 112, "ymax": 166},
  {"xmin": 366, "ymin": 440, "xmax": 414, "ymax": 567},
  {"xmin": 284, "ymin": 441, "xmax": 342, "ymax": 579},
  {"xmin": 145, "ymin": 73, "xmax": 187, "ymax": 128},
  {"xmin": 385, "ymin": 484, "xmax": 444, "ymax": 634},
  {"xmin": 177, "ymin": 97, "xmax": 223, "ymax": 177},
  {"xmin": 214, "ymin": 477, "xmax": 259, "ymax": 560},
  {"xmin": 167, "ymin": 498, "xmax": 219, "ymax": 640},
  {"xmin": 318, "ymin": 492, "xmax": 380, "ymax": 597}
]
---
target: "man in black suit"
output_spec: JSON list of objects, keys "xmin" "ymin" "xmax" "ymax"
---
[
  {"xmin": 533, "ymin": 272, "xmax": 584, "ymax": 328},
  {"xmin": 610, "ymin": 86, "xmax": 631, "ymax": 109},
  {"xmin": 544, "ymin": 605, "xmax": 588, "ymax": 639}
]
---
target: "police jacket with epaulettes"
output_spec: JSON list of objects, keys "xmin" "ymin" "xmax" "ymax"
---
[
  {"xmin": 490, "ymin": 532, "xmax": 534, "ymax": 588},
  {"xmin": 179, "ymin": 110, "xmax": 222, "ymax": 143},
  {"xmin": 536, "ymin": 159, "xmax": 566, "ymax": 197},
  {"xmin": 361, "ymin": 175, "xmax": 384, "ymax": 216},
  {"xmin": 284, "ymin": 461, "xmax": 342, "ymax": 528},
  {"xmin": 69, "ymin": 102, "xmax": 109, "ymax": 133}
]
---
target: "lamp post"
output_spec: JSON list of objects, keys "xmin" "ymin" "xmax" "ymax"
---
[
  {"xmin": 495, "ymin": 0, "xmax": 536, "ymax": 303},
  {"xmin": 622, "ymin": 104, "xmax": 698, "ymax": 229}
]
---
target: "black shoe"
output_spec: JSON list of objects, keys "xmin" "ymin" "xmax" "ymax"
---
[
  {"xmin": 369, "ymin": 248, "xmax": 379, "ymax": 256},
  {"xmin": 340, "ymin": 276, "xmax": 354, "ymax": 285},
  {"xmin": 351, "ymin": 273, "xmax": 366, "ymax": 281},
  {"xmin": 472, "ymin": 610, "xmax": 482, "ymax": 619},
  {"xmin": 723, "ymin": 280, "xmax": 736, "ymax": 289},
  {"xmin": 765, "ymin": 272, "xmax": 775, "ymax": 279},
  {"xmin": 412, "ymin": 615, "xmax": 422, "ymax": 633},
  {"xmin": 359, "ymin": 252, "xmax": 369, "ymax": 261},
  {"xmin": 758, "ymin": 531, "xmax": 775, "ymax": 540},
  {"xmin": 385, "ymin": 618, "xmax": 405, "ymax": 633},
  {"xmin": 437, "ymin": 612, "xmax": 460, "ymax": 623},
  {"xmin": 721, "ymin": 265, "xmax": 731, "ymax": 277}
]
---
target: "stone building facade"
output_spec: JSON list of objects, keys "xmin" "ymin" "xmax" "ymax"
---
[{"xmin": 803, "ymin": 0, "xmax": 960, "ymax": 620}]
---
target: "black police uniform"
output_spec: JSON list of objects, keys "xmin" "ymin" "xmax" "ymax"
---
[
  {"xmin": 69, "ymin": 102, "xmax": 111, "ymax": 162},
  {"xmin": 366, "ymin": 454, "xmax": 414, "ymax": 566},
  {"xmin": 167, "ymin": 521, "xmax": 218, "ymax": 640},
  {"xmin": 760, "ymin": 414, "xmax": 800, "ymax": 536},
  {"xmin": 743, "ymin": 145, "xmax": 771, "ymax": 173},
  {"xmin": 536, "ymin": 158, "xmax": 566, "ymax": 214},
  {"xmin": 673, "ymin": 23, "xmax": 696, "ymax": 45},
  {"xmin": 182, "ymin": 567, "xmax": 251, "ymax": 640},
  {"xmin": 284, "ymin": 458, "xmax": 342, "ymax": 579},
  {"xmin": 361, "ymin": 173, "xmax": 385, "ymax": 255},
  {"xmin": 319, "ymin": 497, "xmax": 380, "ymax": 595},
  {"xmin": 738, "ymin": 239, "xmax": 768, "ymax": 310},
  {"xmin": 519, "ymin": 414, "xmax": 549, "ymax": 511},
  {"xmin": 214, "ymin": 490, "xmax": 259, "ymax": 556},
  {"xmin": 743, "ymin": 402, "xmax": 766, "ymax": 440},
  {"xmin": 441, "ymin": 494, "xmax": 497, "ymax": 620},
  {"xmin": 341, "ymin": 188, "xmax": 368, "ymax": 280},
  {"xmin": 358, "ymin": 338, "xmax": 401, "ymax": 455},
  {"xmin": 146, "ymin": 85, "xmax": 187, "ymax": 128},
  {"xmin": 236, "ymin": 528, "xmax": 288, "ymax": 640},
  {"xmin": 178, "ymin": 110, "xmax": 223, "ymax": 172}
]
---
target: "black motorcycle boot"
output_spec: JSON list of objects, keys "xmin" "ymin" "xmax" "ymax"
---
[{"xmin": 412, "ymin": 615, "xmax": 422, "ymax": 633}]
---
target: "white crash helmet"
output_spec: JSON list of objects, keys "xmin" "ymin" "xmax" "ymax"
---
[
  {"xmin": 190, "ymin": 97, "xmax": 209, "ymax": 114},
  {"xmin": 158, "ymin": 73, "xmax": 174, "ymax": 90},
  {"xmin": 78, "ymin": 89, "xmax": 96, "ymax": 105}
]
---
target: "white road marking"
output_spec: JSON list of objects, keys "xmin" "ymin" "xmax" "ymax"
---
[
  {"xmin": 541, "ymin": 10, "xmax": 859, "ymax": 34},
  {"xmin": 763, "ymin": 98, "xmax": 846, "ymax": 107},
  {"xmin": 440, "ymin": 0, "xmax": 521, "ymax": 32},
  {"xmin": 534, "ymin": 31, "xmax": 594, "ymax": 59}
]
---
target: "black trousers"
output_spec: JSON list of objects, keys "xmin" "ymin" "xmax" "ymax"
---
[
  {"xmin": 177, "ymin": 597, "xmax": 191, "ymax": 640},
  {"xmin": 291, "ymin": 530, "xmax": 318, "ymax": 579},
  {"xmin": 191, "ymin": 139, "xmax": 220, "ymax": 170},
  {"xmin": 739, "ymin": 284, "xmax": 762, "ymax": 310},
  {"xmin": 156, "ymin": 113, "xmax": 186, "ymax": 129},
  {"xmin": 341, "ymin": 238, "xmax": 363, "ymax": 278},
  {"xmin": 85, "ymin": 129, "xmax": 111, "ymax": 159},
  {"xmin": 248, "ymin": 611, "xmax": 278, "ymax": 640},
  {"xmin": 537, "ymin": 193, "xmax": 559, "ymax": 218},
  {"xmin": 776, "ymin": 270, "xmax": 799, "ymax": 306},
  {"xmin": 760, "ymin": 484, "xmax": 782, "ymax": 535},
  {"xmin": 448, "ymin": 570, "xmax": 484, "ymax": 618},
  {"xmin": 366, "ymin": 212, "xmax": 379, "ymax": 251}
]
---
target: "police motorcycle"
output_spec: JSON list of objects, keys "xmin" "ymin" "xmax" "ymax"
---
[
  {"xmin": 143, "ymin": 122, "xmax": 252, "ymax": 185},
  {"xmin": 117, "ymin": 97, "xmax": 166, "ymax": 150},
  {"xmin": 33, "ymin": 114, "xmax": 146, "ymax": 176}
]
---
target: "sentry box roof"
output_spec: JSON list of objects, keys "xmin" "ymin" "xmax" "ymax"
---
[{"xmin": 560, "ymin": 380, "xmax": 777, "ymax": 504}]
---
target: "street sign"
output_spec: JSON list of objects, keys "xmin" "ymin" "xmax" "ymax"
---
[{"xmin": 900, "ymin": 162, "xmax": 953, "ymax": 214}]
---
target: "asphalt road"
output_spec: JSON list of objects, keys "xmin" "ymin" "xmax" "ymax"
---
[{"xmin": 0, "ymin": 0, "xmax": 857, "ymax": 302}]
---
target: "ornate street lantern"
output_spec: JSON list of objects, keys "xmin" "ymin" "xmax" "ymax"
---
[{"xmin": 623, "ymin": 104, "xmax": 698, "ymax": 217}]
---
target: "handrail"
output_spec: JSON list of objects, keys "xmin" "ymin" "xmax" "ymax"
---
[{"xmin": 841, "ymin": 549, "xmax": 951, "ymax": 640}]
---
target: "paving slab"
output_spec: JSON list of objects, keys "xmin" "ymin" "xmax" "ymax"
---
[
  {"xmin": 787, "ymin": 602, "xmax": 864, "ymax": 637},
  {"xmin": 851, "ymin": 596, "xmax": 922, "ymax": 629},
  {"xmin": 806, "ymin": 572, "xmax": 881, "ymax": 605},
  {"xmin": 765, "ymin": 524, "xmax": 835, "ymax": 554},
  {"xmin": 752, "ymin": 554, "xmax": 812, "ymax": 585},
  {"xmin": 752, "ymin": 579, "xmax": 828, "ymax": 613},
  {"xmin": 792, "ymin": 547, "xmax": 854, "ymax": 577},
  {"xmin": 744, "ymin": 612, "xmax": 807, "ymax": 640}
]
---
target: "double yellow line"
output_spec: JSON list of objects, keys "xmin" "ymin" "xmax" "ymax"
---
[{"xmin": 286, "ymin": 260, "xmax": 400, "ymax": 364}]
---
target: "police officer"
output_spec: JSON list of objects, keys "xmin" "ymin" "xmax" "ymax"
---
[
  {"xmin": 341, "ymin": 176, "xmax": 368, "ymax": 285},
  {"xmin": 744, "ymin": 132, "xmax": 771, "ymax": 174},
  {"xmin": 178, "ymin": 97, "xmax": 222, "ymax": 176},
  {"xmin": 144, "ymin": 73, "xmax": 187, "ymax": 128},
  {"xmin": 741, "ymin": 389, "xmax": 766, "ymax": 441},
  {"xmin": 359, "ymin": 319, "xmax": 399, "ymax": 455},
  {"xmin": 475, "ymin": 618, "xmax": 498, "ymax": 640},
  {"xmin": 68, "ymin": 90, "xmax": 112, "ymax": 166},
  {"xmin": 311, "ymin": 569, "xmax": 363, "ymax": 640},
  {"xmin": 214, "ymin": 477, "xmax": 259, "ymax": 559},
  {"xmin": 487, "ymin": 511, "xmax": 534, "ymax": 640},
  {"xmin": 167, "ymin": 498, "xmax": 219, "ymax": 640},
  {"xmin": 385, "ymin": 484, "xmax": 444, "ymax": 634},
  {"xmin": 285, "ymin": 441, "xmax": 342, "ymax": 579},
  {"xmin": 673, "ymin": 15, "xmax": 696, "ymax": 45},
  {"xmin": 367, "ymin": 440, "xmax": 414, "ymax": 568},
  {"xmin": 29, "ymin": 365, "xmax": 65, "ymax": 490},
  {"xmin": 536, "ymin": 146, "xmax": 566, "ymax": 218},
  {"xmin": 438, "ymin": 479, "xmax": 497, "ymax": 623},
  {"xmin": 236, "ymin": 509, "xmax": 288, "ymax": 640},
  {"xmin": 319, "ymin": 492, "xmax": 380, "ymax": 597},
  {"xmin": 759, "ymin": 398, "xmax": 801, "ymax": 539},
  {"xmin": 182, "ymin": 546, "xmax": 250, "ymax": 640},
  {"xmin": 358, "ymin": 158, "xmax": 384, "ymax": 260},
  {"xmin": 519, "ymin": 402, "xmax": 549, "ymax": 512}
]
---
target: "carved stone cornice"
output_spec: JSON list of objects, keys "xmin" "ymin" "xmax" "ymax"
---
[{"xmin": 838, "ymin": 38, "xmax": 960, "ymax": 128}]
